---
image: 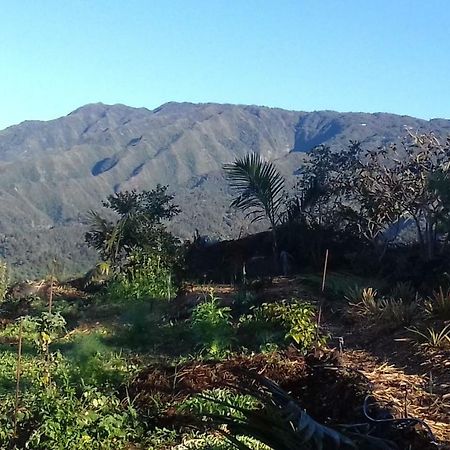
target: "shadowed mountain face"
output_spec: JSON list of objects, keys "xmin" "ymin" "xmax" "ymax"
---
[{"xmin": 0, "ymin": 102, "xmax": 449, "ymax": 278}]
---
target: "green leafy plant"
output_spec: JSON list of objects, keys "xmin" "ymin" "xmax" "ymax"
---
[
  {"xmin": 344, "ymin": 285, "xmax": 364, "ymax": 304},
  {"xmin": 348, "ymin": 287, "xmax": 380, "ymax": 318},
  {"xmin": 178, "ymin": 388, "xmax": 258, "ymax": 418},
  {"xmin": 258, "ymin": 300, "xmax": 325, "ymax": 352},
  {"xmin": 378, "ymin": 298, "xmax": 418, "ymax": 329},
  {"xmin": 24, "ymin": 312, "xmax": 67, "ymax": 354},
  {"xmin": 107, "ymin": 250, "xmax": 175, "ymax": 301},
  {"xmin": 191, "ymin": 291, "xmax": 234, "ymax": 357},
  {"xmin": 86, "ymin": 185, "xmax": 183, "ymax": 298}
]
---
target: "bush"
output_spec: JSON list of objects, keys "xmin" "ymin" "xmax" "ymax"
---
[
  {"xmin": 107, "ymin": 251, "xmax": 175, "ymax": 301},
  {"xmin": 378, "ymin": 298, "xmax": 418, "ymax": 329},
  {"xmin": 389, "ymin": 281, "xmax": 417, "ymax": 303},
  {"xmin": 408, "ymin": 323, "xmax": 450, "ymax": 349},
  {"xmin": 242, "ymin": 300, "xmax": 325, "ymax": 353},
  {"xmin": 348, "ymin": 288, "xmax": 419, "ymax": 330},
  {"xmin": 191, "ymin": 291, "xmax": 234, "ymax": 357}
]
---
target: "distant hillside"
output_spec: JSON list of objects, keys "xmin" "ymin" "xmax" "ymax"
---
[{"xmin": 0, "ymin": 102, "xmax": 449, "ymax": 278}]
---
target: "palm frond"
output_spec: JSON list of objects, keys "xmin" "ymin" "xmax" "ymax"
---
[{"xmin": 224, "ymin": 153, "xmax": 285, "ymax": 227}]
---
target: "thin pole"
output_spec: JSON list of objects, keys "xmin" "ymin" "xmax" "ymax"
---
[
  {"xmin": 321, "ymin": 249, "xmax": 329, "ymax": 293},
  {"xmin": 48, "ymin": 260, "xmax": 55, "ymax": 314},
  {"xmin": 13, "ymin": 320, "xmax": 23, "ymax": 438},
  {"xmin": 316, "ymin": 249, "xmax": 329, "ymax": 335}
]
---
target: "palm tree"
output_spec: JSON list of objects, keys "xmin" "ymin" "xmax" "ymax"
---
[{"xmin": 224, "ymin": 153, "xmax": 285, "ymax": 265}]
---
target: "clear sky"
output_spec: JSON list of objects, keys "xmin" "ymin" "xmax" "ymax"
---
[{"xmin": 0, "ymin": 0, "xmax": 449, "ymax": 129}]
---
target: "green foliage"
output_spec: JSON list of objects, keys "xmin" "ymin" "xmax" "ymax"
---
[
  {"xmin": 86, "ymin": 185, "xmax": 182, "ymax": 299},
  {"xmin": 378, "ymin": 298, "xmax": 418, "ymax": 328},
  {"xmin": 66, "ymin": 334, "xmax": 137, "ymax": 387},
  {"xmin": 0, "ymin": 382, "xmax": 144, "ymax": 449},
  {"xmin": 349, "ymin": 288, "xmax": 418, "ymax": 330},
  {"xmin": 257, "ymin": 300, "xmax": 325, "ymax": 352},
  {"xmin": 425, "ymin": 286, "xmax": 450, "ymax": 320},
  {"xmin": 302, "ymin": 272, "xmax": 382, "ymax": 302},
  {"xmin": 348, "ymin": 287, "xmax": 380, "ymax": 318},
  {"xmin": 233, "ymin": 288, "xmax": 258, "ymax": 313},
  {"xmin": 389, "ymin": 281, "xmax": 417, "ymax": 303},
  {"xmin": 107, "ymin": 251, "xmax": 175, "ymax": 301},
  {"xmin": 224, "ymin": 153, "xmax": 285, "ymax": 228},
  {"xmin": 191, "ymin": 291, "xmax": 234, "ymax": 357},
  {"xmin": 25, "ymin": 312, "xmax": 67, "ymax": 353},
  {"xmin": 179, "ymin": 388, "xmax": 258, "ymax": 418},
  {"xmin": 86, "ymin": 185, "xmax": 180, "ymax": 264}
]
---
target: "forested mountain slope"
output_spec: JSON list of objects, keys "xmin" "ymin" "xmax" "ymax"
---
[{"xmin": 0, "ymin": 102, "xmax": 448, "ymax": 278}]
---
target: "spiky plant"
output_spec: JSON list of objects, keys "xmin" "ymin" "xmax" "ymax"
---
[
  {"xmin": 349, "ymin": 287, "xmax": 380, "ymax": 319},
  {"xmin": 425, "ymin": 286, "xmax": 450, "ymax": 320},
  {"xmin": 408, "ymin": 323, "xmax": 450, "ymax": 349}
]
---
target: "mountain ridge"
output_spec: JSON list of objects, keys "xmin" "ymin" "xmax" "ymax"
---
[{"xmin": 1, "ymin": 102, "xmax": 449, "ymax": 278}]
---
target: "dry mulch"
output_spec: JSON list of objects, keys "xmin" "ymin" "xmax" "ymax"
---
[
  {"xmin": 342, "ymin": 349, "xmax": 450, "ymax": 446},
  {"xmin": 129, "ymin": 348, "xmax": 439, "ymax": 448},
  {"xmin": 130, "ymin": 349, "xmax": 308, "ymax": 407}
]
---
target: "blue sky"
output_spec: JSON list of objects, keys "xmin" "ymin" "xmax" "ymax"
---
[{"xmin": 0, "ymin": 0, "xmax": 449, "ymax": 129}]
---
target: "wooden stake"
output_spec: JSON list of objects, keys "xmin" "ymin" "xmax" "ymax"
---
[
  {"xmin": 321, "ymin": 249, "xmax": 329, "ymax": 293},
  {"xmin": 13, "ymin": 320, "xmax": 23, "ymax": 439},
  {"xmin": 48, "ymin": 260, "xmax": 56, "ymax": 314},
  {"xmin": 316, "ymin": 249, "xmax": 329, "ymax": 340}
]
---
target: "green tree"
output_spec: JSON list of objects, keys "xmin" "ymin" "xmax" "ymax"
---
[
  {"xmin": 86, "ymin": 185, "xmax": 180, "ymax": 265},
  {"xmin": 85, "ymin": 185, "xmax": 182, "ymax": 291},
  {"xmin": 294, "ymin": 133, "xmax": 450, "ymax": 261}
]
